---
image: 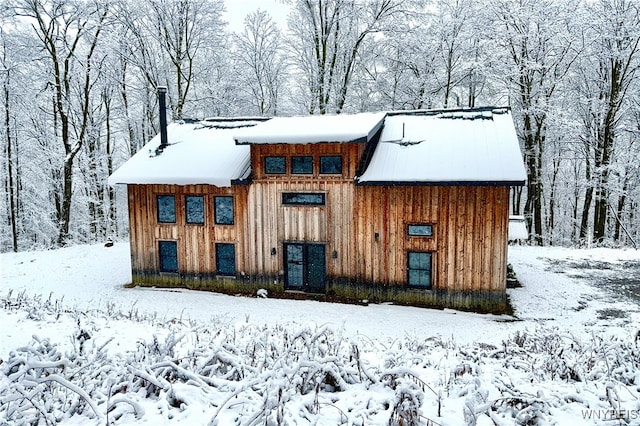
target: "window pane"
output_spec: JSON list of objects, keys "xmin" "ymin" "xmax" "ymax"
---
[
  {"xmin": 216, "ymin": 243, "xmax": 236, "ymax": 275},
  {"xmin": 408, "ymin": 224, "xmax": 433, "ymax": 236},
  {"xmin": 409, "ymin": 252, "xmax": 431, "ymax": 270},
  {"xmin": 214, "ymin": 196, "xmax": 234, "ymax": 224},
  {"xmin": 157, "ymin": 195, "xmax": 176, "ymax": 223},
  {"xmin": 409, "ymin": 270, "xmax": 431, "ymax": 287},
  {"xmin": 185, "ymin": 196, "xmax": 204, "ymax": 224},
  {"xmin": 159, "ymin": 241, "xmax": 178, "ymax": 272},
  {"xmin": 265, "ymin": 156, "xmax": 286, "ymax": 174},
  {"xmin": 292, "ymin": 156, "xmax": 313, "ymax": 174},
  {"xmin": 286, "ymin": 244, "xmax": 304, "ymax": 288},
  {"xmin": 320, "ymin": 156, "xmax": 342, "ymax": 174},
  {"xmin": 282, "ymin": 192, "xmax": 325, "ymax": 205},
  {"xmin": 408, "ymin": 252, "xmax": 432, "ymax": 288}
]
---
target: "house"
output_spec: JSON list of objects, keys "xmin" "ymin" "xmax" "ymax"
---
[{"xmin": 108, "ymin": 97, "xmax": 526, "ymax": 313}]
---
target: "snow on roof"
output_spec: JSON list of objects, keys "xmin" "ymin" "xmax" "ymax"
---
[
  {"xmin": 233, "ymin": 112, "xmax": 386, "ymax": 145},
  {"xmin": 356, "ymin": 108, "xmax": 527, "ymax": 185},
  {"xmin": 108, "ymin": 119, "xmax": 264, "ymax": 187}
]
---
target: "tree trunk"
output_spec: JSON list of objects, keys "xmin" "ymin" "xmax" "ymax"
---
[
  {"xmin": 579, "ymin": 188, "xmax": 593, "ymax": 241},
  {"xmin": 548, "ymin": 157, "xmax": 560, "ymax": 245},
  {"xmin": 105, "ymin": 90, "xmax": 117, "ymax": 237},
  {"xmin": 4, "ymin": 70, "xmax": 18, "ymax": 252},
  {"xmin": 511, "ymin": 186, "xmax": 522, "ymax": 215},
  {"xmin": 613, "ymin": 175, "xmax": 628, "ymax": 242},
  {"xmin": 57, "ymin": 158, "xmax": 74, "ymax": 246},
  {"xmin": 522, "ymin": 115, "xmax": 543, "ymax": 246}
]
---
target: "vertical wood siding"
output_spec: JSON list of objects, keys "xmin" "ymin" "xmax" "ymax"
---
[
  {"xmin": 128, "ymin": 143, "xmax": 510, "ymax": 295},
  {"xmin": 128, "ymin": 184, "xmax": 249, "ymax": 275},
  {"xmin": 243, "ymin": 143, "xmax": 362, "ymax": 277},
  {"xmin": 351, "ymin": 185, "xmax": 509, "ymax": 292}
]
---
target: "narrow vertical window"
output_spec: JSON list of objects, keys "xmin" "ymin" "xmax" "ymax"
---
[
  {"xmin": 292, "ymin": 156, "xmax": 313, "ymax": 174},
  {"xmin": 216, "ymin": 243, "xmax": 236, "ymax": 275},
  {"xmin": 265, "ymin": 156, "xmax": 286, "ymax": 174},
  {"xmin": 157, "ymin": 195, "xmax": 176, "ymax": 223},
  {"xmin": 214, "ymin": 196, "xmax": 234, "ymax": 225},
  {"xmin": 320, "ymin": 156, "xmax": 342, "ymax": 174},
  {"xmin": 159, "ymin": 241, "xmax": 178, "ymax": 272},
  {"xmin": 185, "ymin": 195, "xmax": 204, "ymax": 224},
  {"xmin": 407, "ymin": 252, "xmax": 432, "ymax": 288}
]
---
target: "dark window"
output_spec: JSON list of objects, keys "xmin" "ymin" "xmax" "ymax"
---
[
  {"xmin": 408, "ymin": 252, "xmax": 432, "ymax": 288},
  {"xmin": 282, "ymin": 192, "xmax": 325, "ymax": 206},
  {"xmin": 185, "ymin": 196, "xmax": 204, "ymax": 224},
  {"xmin": 159, "ymin": 241, "xmax": 178, "ymax": 272},
  {"xmin": 292, "ymin": 156, "xmax": 313, "ymax": 174},
  {"xmin": 265, "ymin": 156, "xmax": 286, "ymax": 174},
  {"xmin": 157, "ymin": 195, "xmax": 176, "ymax": 223},
  {"xmin": 320, "ymin": 156, "xmax": 343, "ymax": 174},
  {"xmin": 408, "ymin": 224, "xmax": 433, "ymax": 237},
  {"xmin": 216, "ymin": 243, "xmax": 236, "ymax": 275},
  {"xmin": 214, "ymin": 196, "xmax": 234, "ymax": 225}
]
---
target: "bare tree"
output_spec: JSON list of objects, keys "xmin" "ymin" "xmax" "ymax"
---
[
  {"xmin": 234, "ymin": 9, "xmax": 287, "ymax": 116},
  {"xmin": 15, "ymin": 0, "xmax": 109, "ymax": 246},
  {"xmin": 288, "ymin": 0, "xmax": 403, "ymax": 114},
  {"xmin": 491, "ymin": 0, "xmax": 580, "ymax": 245},
  {"xmin": 576, "ymin": 0, "xmax": 640, "ymax": 243},
  {"xmin": 1, "ymin": 29, "xmax": 19, "ymax": 252},
  {"xmin": 118, "ymin": 0, "xmax": 225, "ymax": 120}
]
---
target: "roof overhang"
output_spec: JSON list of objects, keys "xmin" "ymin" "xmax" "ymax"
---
[
  {"xmin": 108, "ymin": 119, "xmax": 264, "ymax": 187},
  {"xmin": 234, "ymin": 112, "xmax": 386, "ymax": 145},
  {"xmin": 355, "ymin": 108, "xmax": 527, "ymax": 185}
]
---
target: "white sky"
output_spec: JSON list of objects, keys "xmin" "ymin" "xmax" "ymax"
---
[{"xmin": 224, "ymin": 0, "xmax": 291, "ymax": 32}]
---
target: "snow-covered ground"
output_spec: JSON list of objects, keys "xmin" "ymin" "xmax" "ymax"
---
[{"xmin": 1, "ymin": 243, "xmax": 639, "ymax": 425}]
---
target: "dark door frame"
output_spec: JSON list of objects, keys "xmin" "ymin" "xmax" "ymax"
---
[{"xmin": 283, "ymin": 242, "xmax": 326, "ymax": 293}]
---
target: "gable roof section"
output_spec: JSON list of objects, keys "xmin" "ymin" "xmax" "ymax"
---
[
  {"xmin": 108, "ymin": 108, "xmax": 526, "ymax": 188},
  {"xmin": 233, "ymin": 112, "xmax": 386, "ymax": 145},
  {"xmin": 107, "ymin": 119, "xmax": 266, "ymax": 187},
  {"xmin": 355, "ymin": 108, "xmax": 527, "ymax": 186}
]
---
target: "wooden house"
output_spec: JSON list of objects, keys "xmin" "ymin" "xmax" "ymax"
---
[{"xmin": 109, "ymin": 104, "xmax": 526, "ymax": 313}]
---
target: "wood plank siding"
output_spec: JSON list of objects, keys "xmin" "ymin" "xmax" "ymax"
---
[
  {"xmin": 128, "ymin": 184, "xmax": 249, "ymax": 277},
  {"xmin": 352, "ymin": 185, "xmax": 509, "ymax": 291},
  {"xmin": 127, "ymin": 142, "xmax": 511, "ymax": 312}
]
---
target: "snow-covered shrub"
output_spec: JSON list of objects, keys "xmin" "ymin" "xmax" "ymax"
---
[
  {"xmin": 3, "ymin": 289, "xmax": 640, "ymax": 425},
  {"xmin": 2, "ymin": 335, "xmax": 106, "ymax": 424}
]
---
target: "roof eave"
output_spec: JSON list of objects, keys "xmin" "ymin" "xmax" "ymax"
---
[{"xmin": 354, "ymin": 179, "xmax": 526, "ymax": 187}]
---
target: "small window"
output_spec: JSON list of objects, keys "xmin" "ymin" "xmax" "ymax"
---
[
  {"xmin": 216, "ymin": 243, "xmax": 236, "ymax": 276},
  {"xmin": 157, "ymin": 195, "xmax": 176, "ymax": 223},
  {"xmin": 159, "ymin": 241, "xmax": 178, "ymax": 272},
  {"xmin": 214, "ymin": 196, "xmax": 234, "ymax": 225},
  {"xmin": 408, "ymin": 224, "xmax": 433, "ymax": 237},
  {"xmin": 185, "ymin": 196, "xmax": 204, "ymax": 224},
  {"xmin": 292, "ymin": 156, "xmax": 313, "ymax": 174},
  {"xmin": 282, "ymin": 192, "xmax": 325, "ymax": 206},
  {"xmin": 408, "ymin": 252, "xmax": 432, "ymax": 288},
  {"xmin": 320, "ymin": 156, "xmax": 342, "ymax": 174},
  {"xmin": 265, "ymin": 156, "xmax": 286, "ymax": 174}
]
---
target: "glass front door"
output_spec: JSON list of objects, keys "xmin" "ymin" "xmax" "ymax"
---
[{"xmin": 284, "ymin": 243, "xmax": 326, "ymax": 293}]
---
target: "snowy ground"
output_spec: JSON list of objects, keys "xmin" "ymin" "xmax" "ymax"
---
[{"xmin": 1, "ymin": 243, "xmax": 640, "ymax": 425}]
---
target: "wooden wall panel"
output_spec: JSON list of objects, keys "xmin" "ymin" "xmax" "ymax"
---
[
  {"xmin": 251, "ymin": 142, "xmax": 365, "ymax": 180},
  {"xmin": 127, "ymin": 184, "xmax": 249, "ymax": 276},
  {"xmin": 352, "ymin": 185, "xmax": 510, "ymax": 292},
  {"xmin": 243, "ymin": 143, "xmax": 364, "ymax": 278},
  {"xmin": 127, "ymin": 155, "xmax": 510, "ymax": 295}
]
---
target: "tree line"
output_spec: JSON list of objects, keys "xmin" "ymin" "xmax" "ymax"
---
[{"xmin": 1, "ymin": 0, "xmax": 639, "ymax": 252}]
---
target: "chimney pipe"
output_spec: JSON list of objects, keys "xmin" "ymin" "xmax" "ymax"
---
[{"xmin": 157, "ymin": 86, "xmax": 168, "ymax": 151}]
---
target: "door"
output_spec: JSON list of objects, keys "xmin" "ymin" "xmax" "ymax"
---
[{"xmin": 285, "ymin": 243, "xmax": 326, "ymax": 293}]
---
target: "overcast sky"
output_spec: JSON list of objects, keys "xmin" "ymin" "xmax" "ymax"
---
[{"xmin": 224, "ymin": 0, "xmax": 290, "ymax": 32}]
